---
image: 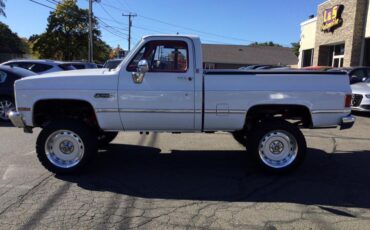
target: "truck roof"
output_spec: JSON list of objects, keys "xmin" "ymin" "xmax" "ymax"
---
[{"xmin": 142, "ymin": 34, "xmax": 200, "ymax": 40}]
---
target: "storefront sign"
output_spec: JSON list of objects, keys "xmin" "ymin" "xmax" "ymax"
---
[{"xmin": 321, "ymin": 5, "xmax": 344, "ymax": 32}]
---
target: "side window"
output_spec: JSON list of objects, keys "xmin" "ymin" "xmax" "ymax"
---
[
  {"xmin": 127, "ymin": 40, "xmax": 189, "ymax": 72},
  {"xmin": 29, "ymin": 64, "xmax": 53, "ymax": 73},
  {"xmin": 16, "ymin": 62, "xmax": 34, "ymax": 70},
  {"xmin": 127, "ymin": 45, "xmax": 148, "ymax": 71},
  {"xmin": 366, "ymin": 69, "xmax": 370, "ymax": 77},
  {"xmin": 350, "ymin": 69, "xmax": 366, "ymax": 84},
  {"xmin": 72, "ymin": 64, "xmax": 85, "ymax": 69},
  {"xmin": 0, "ymin": 71, "xmax": 7, "ymax": 83}
]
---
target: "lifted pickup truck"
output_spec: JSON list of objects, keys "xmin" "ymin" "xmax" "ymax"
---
[{"xmin": 9, "ymin": 35, "xmax": 355, "ymax": 174}]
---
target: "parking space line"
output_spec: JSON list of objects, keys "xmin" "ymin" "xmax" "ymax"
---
[
  {"xmin": 24, "ymin": 150, "xmax": 35, "ymax": 156},
  {"xmin": 2, "ymin": 165, "xmax": 16, "ymax": 180}
]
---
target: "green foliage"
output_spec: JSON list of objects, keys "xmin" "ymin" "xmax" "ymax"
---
[
  {"xmin": 250, "ymin": 41, "xmax": 283, "ymax": 47},
  {"xmin": 0, "ymin": 21, "xmax": 28, "ymax": 54},
  {"xmin": 33, "ymin": 0, "xmax": 111, "ymax": 63},
  {"xmin": 291, "ymin": 42, "xmax": 300, "ymax": 57},
  {"xmin": 0, "ymin": 0, "xmax": 5, "ymax": 17}
]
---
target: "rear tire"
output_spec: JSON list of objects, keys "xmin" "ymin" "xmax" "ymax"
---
[
  {"xmin": 247, "ymin": 120, "xmax": 307, "ymax": 173},
  {"xmin": 36, "ymin": 120, "xmax": 98, "ymax": 174}
]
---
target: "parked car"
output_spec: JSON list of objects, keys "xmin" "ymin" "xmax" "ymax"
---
[
  {"xmin": 350, "ymin": 77, "xmax": 370, "ymax": 112},
  {"xmin": 0, "ymin": 66, "xmax": 36, "ymax": 121},
  {"xmin": 1, "ymin": 59, "xmax": 76, "ymax": 74},
  {"xmin": 239, "ymin": 65, "xmax": 270, "ymax": 70},
  {"xmin": 103, "ymin": 59, "xmax": 123, "ymax": 69},
  {"xmin": 63, "ymin": 61, "xmax": 98, "ymax": 70},
  {"xmin": 329, "ymin": 67, "xmax": 370, "ymax": 84},
  {"xmin": 302, "ymin": 66, "xmax": 332, "ymax": 71},
  {"xmin": 9, "ymin": 35, "xmax": 354, "ymax": 174}
]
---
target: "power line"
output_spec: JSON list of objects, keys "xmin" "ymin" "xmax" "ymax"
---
[
  {"xmin": 29, "ymin": 0, "xmax": 55, "ymax": 10},
  {"xmin": 138, "ymin": 15, "xmax": 255, "ymax": 43},
  {"xmin": 99, "ymin": 2, "xmax": 255, "ymax": 44},
  {"xmin": 97, "ymin": 17, "xmax": 128, "ymax": 38},
  {"xmin": 97, "ymin": 2, "xmax": 123, "ymax": 26}
]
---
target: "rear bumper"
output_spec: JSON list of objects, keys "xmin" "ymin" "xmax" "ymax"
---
[
  {"xmin": 340, "ymin": 115, "xmax": 355, "ymax": 130},
  {"xmin": 8, "ymin": 111, "xmax": 25, "ymax": 128}
]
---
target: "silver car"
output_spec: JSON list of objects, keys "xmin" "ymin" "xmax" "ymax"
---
[
  {"xmin": 351, "ymin": 78, "xmax": 370, "ymax": 112},
  {"xmin": 1, "ymin": 59, "xmax": 76, "ymax": 74}
]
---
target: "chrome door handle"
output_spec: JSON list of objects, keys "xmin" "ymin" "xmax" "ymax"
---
[{"xmin": 177, "ymin": 76, "xmax": 193, "ymax": 81}]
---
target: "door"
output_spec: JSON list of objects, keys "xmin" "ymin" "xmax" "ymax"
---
[{"xmin": 118, "ymin": 39, "xmax": 195, "ymax": 131}]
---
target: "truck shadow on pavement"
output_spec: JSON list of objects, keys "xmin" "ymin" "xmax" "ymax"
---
[
  {"xmin": 0, "ymin": 122, "xmax": 14, "ymax": 127},
  {"xmin": 57, "ymin": 144, "xmax": 370, "ymax": 210}
]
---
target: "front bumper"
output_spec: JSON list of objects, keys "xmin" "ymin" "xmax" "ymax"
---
[
  {"xmin": 8, "ymin": 111, "xmax": 25, "ymax": 128},
  {"xmin": 340, "ymin": 115, "xmax": 355, "ymax": 130}
]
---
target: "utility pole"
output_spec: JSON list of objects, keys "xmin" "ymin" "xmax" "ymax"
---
[
  {"xmin": 88, "ymin": 0, "xmax": 94, "ymax": 62},
  {"xmin": 123, "ymin": 13, "xmax": 137, "ymax": 51}
]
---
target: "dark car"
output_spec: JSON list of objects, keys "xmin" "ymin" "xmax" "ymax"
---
[
  {"xmin": 0, "ymin": 66, "xmax": 36, "ymax": 121},
  {"xmin": 103, "ymin": 59, "xmax": 124, "ymax": 69},
  {"xmin": 63, "ymin": 61, "xmax": 98, "ymax": 70},
  {"xmin": 328, "ymin": 67, "xmax": 370, "ymax": 84}
]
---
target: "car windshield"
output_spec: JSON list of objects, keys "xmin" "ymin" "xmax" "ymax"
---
[
  {"xmin": 104, "ymin": 60, "xmax": 123, "ymax": 69},
  {"xmin": 58, "ymin": 64, "xmax": 76, "ymax": 71}
]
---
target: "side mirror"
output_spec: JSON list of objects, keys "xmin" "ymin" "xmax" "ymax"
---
[
  {"xmin": 132, "ymin": 59, "xmax": 149, "ymax": 84},
  {"xmin": 362, "ymin": 77, "xmax": 367, "ymax": 82}
]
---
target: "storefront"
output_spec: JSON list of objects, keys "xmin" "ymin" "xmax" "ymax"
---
[{"xmin": 298, "ymin": 0, "xmax": 370, "ymax": 68}]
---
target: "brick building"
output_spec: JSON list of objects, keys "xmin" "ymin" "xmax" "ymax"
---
[
  {"xmin": 203, "ymin": 44, "xmax": 298, "ymax": 69},
  {"xmin": 298, "ymin": 0, "xmax": 370, "ymax": 68}
]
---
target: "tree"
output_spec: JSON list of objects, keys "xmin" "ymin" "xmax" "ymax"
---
[
  {"xmin": 33, "ymin": 0, "xmax": 110, "ymax": 63},
  {"xmin": 109, "ymin": 45, "xmax": 125, "ymax": 59},
  {"xmin": 250, "ymin": 41, "xmax": 283, "ymax": 47},
  {"xmin": 291, "ymin": 42, "xmax": 300, "ymax": 57},
  {"xmin": 0, "ymin": 0, "xmax": 5, "ymax": 17},
  {"xmin": 0, "ymin": 22, "xmax": 28, "ymax": 54}
]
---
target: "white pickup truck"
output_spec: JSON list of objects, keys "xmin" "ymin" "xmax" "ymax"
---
[{"xmin": 9, "ymin": 35, "xmax": 355, "ymax": 174}]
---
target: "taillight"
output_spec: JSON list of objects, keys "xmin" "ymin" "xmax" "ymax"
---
[{"xmin": 345, "ymin": 94, "xmax": 352, "ymax": 108}]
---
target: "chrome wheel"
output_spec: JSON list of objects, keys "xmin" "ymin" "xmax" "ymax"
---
[
  {"xmin": 258, "ymin": 130, "xmax": 298, "ymax": 169},
  {"xmin": 0, "ymin": 99, "xmax": 15, "ymax": 121},
  {"xmin": 45, "ymin": 130, "xmax": 85, "ymax": 168}
]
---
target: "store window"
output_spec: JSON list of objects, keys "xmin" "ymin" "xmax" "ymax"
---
[
  {"xmin": 331, "ymin": 44, "xmax": 345, "ymax": 68},
  {"xmin": 302, "ymin": 49, "xmax": 314, "ymax": 67}
]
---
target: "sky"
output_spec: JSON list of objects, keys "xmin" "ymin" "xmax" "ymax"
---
[{"xmin": 0, "ymin": 0, "xmax": 324, "ymax": 50}]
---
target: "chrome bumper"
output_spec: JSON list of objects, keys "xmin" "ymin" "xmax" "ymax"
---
[
  {"xmin": 340, "ymin": 115, "xmax": 355, "ymax": 130},
  {"xmin": 8, "ymin": 111, "xmax": 25, "ymax": 128}
]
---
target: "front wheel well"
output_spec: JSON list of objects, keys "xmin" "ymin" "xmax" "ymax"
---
[
  {"xmin": 33, "ymin": 99, "xmax": 99, "ymax": 129},
  {"xmin": 244, "ymin": 104, "xmax": 312, "ymax": 130}
]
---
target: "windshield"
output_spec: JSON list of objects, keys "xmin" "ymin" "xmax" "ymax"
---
[{"xmin": 104, "ymin": 60, "xmax": 123, "ymax": 69}]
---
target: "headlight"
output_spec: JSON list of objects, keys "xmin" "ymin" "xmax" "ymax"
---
[{"xmin": 366, "ymin": 95, "xmax": 370, "ymax": 99}]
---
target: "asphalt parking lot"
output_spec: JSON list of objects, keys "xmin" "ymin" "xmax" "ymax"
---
[{"xmin": 0, "ymin": 114, "xmax": 370, "ymax": 229}]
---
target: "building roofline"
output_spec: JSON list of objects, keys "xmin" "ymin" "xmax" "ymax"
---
[
  {"xmin": 318, "ymin": 0, "xmax": 330, "ymax": 7},
  {"xmin": 300, "ymin": 17, "xmax": 317, "ymax": 26}
]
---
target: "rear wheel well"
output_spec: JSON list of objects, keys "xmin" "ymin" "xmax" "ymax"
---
[
  {"xmin": 33, "ymin": 100, "xmax": 99, "ymax": 129},
  {"xmin": 245, "ymin": 105, "xmax": 312, "ymax": 130}
]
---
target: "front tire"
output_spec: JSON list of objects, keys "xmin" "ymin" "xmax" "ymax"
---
[
  {"xmin": 247, "ymin": 120, "xmax": 307, "ymax": 173},
  {"xmin": 36, "ymin": 120, "xmax": 98, "ymax": 174}
]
